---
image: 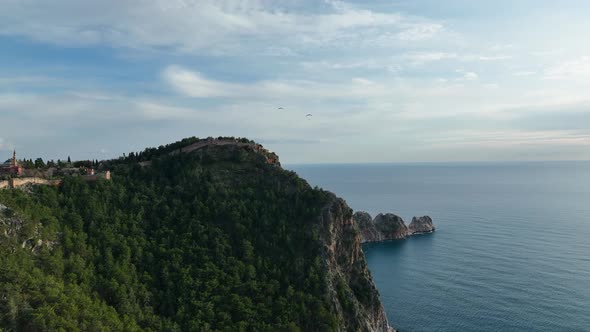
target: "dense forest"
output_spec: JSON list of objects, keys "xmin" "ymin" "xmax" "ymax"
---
[{"xmin": 0, "ymin": 140, "xmax": 345, "ymax": 331}]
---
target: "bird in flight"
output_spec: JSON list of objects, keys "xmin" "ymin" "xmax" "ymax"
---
[
  {"xmin": 277, "ymin": 107, "xmax": 284, "ymax": 110},
  {"xmin": 306, "ymin": 113, "xmax": 312, "ymax": 119}
]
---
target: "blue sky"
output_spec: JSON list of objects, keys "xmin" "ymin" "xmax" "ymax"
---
[{"xmin": 1, "ymin": 0, "xmax": 590, "ymax": 163}]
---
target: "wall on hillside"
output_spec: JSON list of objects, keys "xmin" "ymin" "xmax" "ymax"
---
[
  {"xmin": 5, "ymin": 177, "xmax": 62, "ymax": 188},
  {"xmin": 0, "ymin": 180, "xmax": 9, "ymax": 189}
]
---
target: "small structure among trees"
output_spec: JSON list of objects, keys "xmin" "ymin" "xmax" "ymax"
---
[
  {"xmin": 0, "ymin": 150, "xmax": 24, "ymax": 176},
  {"xmin": 0, "ymin": 150, "xmax": 111, "ymax": 187}
]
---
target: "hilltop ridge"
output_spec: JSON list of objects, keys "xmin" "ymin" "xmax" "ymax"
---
[{"xmin": 0, "ymin": 137, "xmax": 393, "ymax": 331}]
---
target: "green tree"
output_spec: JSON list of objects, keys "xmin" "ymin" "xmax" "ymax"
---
[{"xmin": 34, "ymin": 158, "xmax": 45, "ymax": 169}]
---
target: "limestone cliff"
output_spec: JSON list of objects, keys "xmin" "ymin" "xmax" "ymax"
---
[
  {"xmin": 354, "ymin": 211, "xmax": 382, "ymax": 243},
  {"xmin": 319, "ymin": 196, "xmax": 395, "ymax": 332},
  {"xmin": 355, "ymin": 212, "xmax": 435, "ymax": 243}
]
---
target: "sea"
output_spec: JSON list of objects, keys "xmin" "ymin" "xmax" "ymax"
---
[{"xmin": 289, "ymin": 162, "xmax": 590, "ymax": 332}]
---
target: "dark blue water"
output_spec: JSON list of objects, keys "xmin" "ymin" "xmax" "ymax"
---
[{"xmin": 289, "ymin": 162, "xmax": 590, "ymax": 332}]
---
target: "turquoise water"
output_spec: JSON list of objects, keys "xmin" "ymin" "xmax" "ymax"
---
[{"xmin": 290, "ymin": 162, "xmax": 590, "ymax": 332}]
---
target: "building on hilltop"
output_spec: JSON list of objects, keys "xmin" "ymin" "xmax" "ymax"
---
[
  {"xmin": 0, "ymin": 150, "xmax": 24, "ymax": 176},
  {"xmin": 82, "ymin": 170, "xmax": 111, "ymax": 182}
]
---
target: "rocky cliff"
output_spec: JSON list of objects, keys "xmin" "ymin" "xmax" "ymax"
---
[
  {"xmin": 355, "ymin": 212, "xmax": 435, "ymax": 243},
  {"xmin": 320, "ymin": 196, "xmax": 395, "ymax": 332},
  {"xmin": 0, "ymin": 202, "xmax": 56, "ymax": 253},
  {"xmin": 0, "ymin": 138, "xmax": 403, "ymax": 331},
  {"xmin": 354, "ymin": 211, "xmax": 382, "ymax": 243},
  {"xmin": 408, "ymin": 216, "xmax": 436, "ymax": 234}
]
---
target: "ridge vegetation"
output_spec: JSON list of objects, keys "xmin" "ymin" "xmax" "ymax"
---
[{"xmin": 0, "ymin": 138, "xmax": 348, "ymax": 331}]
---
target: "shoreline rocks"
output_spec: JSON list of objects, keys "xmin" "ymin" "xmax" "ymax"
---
[{"xmin": 354, "ymin": 212, "xmax": 435, "ymax": 243}]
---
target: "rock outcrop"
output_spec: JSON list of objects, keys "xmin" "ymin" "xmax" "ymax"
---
[
  {"xmin": 320, "ymin": 196, "xmax": 395, "ymax": 332},
  {"xmin": 408, "ymin": 216, "xmax": 435, "ymax": 234},
  {"xmin": 354, "ymin": 212, "xmax": 435, "ymax": 243},
  {"xmin": 374, "ymin": 213, "xmax": 409, "ymax": 240},
  {"xmin": 0, "ymin": 202, "xmax": 57, "ymax": 253},
  {"xmin": 354, "ymin": 211, "xmax": 381, "ymax": 243}
]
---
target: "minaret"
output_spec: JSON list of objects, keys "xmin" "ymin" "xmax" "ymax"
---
[{"xmin": 12, "ymin": 149, "xmax": 16, "ymax": 167}]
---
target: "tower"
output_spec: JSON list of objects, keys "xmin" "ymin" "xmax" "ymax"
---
[{"xmin": 12, "ymin": 150, "xmax": 16, "ymax": 167}]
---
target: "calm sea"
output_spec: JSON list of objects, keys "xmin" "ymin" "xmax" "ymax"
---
[{"xmin": 289, "ymin": 162, "xmax": 590, "ymax": 332}]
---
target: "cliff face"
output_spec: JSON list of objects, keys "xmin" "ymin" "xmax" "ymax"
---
[
  {"xmin": 320, "ymin": 196, "xmax": 394, "ymax": 332},
  {"xmin": 355, "ymin": 212, "xmax": 435, "ymax": 243},
  {"xmin": 354, "ymin": 211, "xmax": 383, "ymax": 243}
]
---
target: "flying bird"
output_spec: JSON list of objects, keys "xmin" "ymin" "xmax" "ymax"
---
[
  {"xmin": 306, "ymin": 113, "xmax": 312, "ymax": 120},
  {"xmin": 277, "ymin": 107, "xmax": 284, "ymax": 110}
]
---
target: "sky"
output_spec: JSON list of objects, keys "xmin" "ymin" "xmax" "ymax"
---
[{"xmin": 1, "ymin": 0, "xmax": 590, "ymax": 164}]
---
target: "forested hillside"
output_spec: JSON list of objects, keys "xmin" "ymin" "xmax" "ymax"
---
[{"xmin": 0, "ymin": 139, "xmax": 389, "ymax": 332}]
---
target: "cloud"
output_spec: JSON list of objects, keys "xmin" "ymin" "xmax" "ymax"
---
[
  {"xmin": 544, "ymin": 56, "xmax": 590, "ymax": 80},
  {"xmin": 463, "ymin": 72, "xmax": 479, "ymax": 80},
  {"xmin": 452, "ymin": 70, "xmax": 478, "ymax": 81},
  {"xmin": 0, "ymin": 92, "xmax": 144, "ymax": 125},
  {"xmin": 299, "ymin": 51, "xmax": 513, "ymax": 74},
  {"xmin": 302, "ymin": 59, "xmax": 390, "ymax": 70},
  {"xmin": 0, "ymin": 75, "xmax": 56, "ymax": 85},
  {"xmin": 395, "ymin": 23, "xmax": 443, "ymax": 41},
  {"xmin": 513, "ymin": 71, "xmax": 536, "ymax": 76},
  {"xmin": 162, "ymin": 65, "xmax": 396, "ymax": 100},
  {"xmin": 138, "ymin": 102, "xmax": 205, "ymax": 120},
  {"xmin": 427, "ymin": 130, "xmax": 590, "ymax": 149},
  {"xmin": 162, "ymin": 66, "xmax": 237, "ymax": 98},
  {"xmin": 0, "ymin": 0, "xmax": 444, "ymax": 54},
  {"xmin": 404, "ymin": 52, "xmax": 457, "ymax": 63},
  {"xmin": 477, "ymin": 55, "xmax": 512, "ymax": 61},
  {"xmin": 403, "ymin": 52, "xmax": 512, "ymax": 65}
]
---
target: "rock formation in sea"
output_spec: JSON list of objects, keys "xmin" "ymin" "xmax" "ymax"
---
[
  {"xmin": 354, "ymin": 212, "xmax": 435, "ymax": 243},
  {"xmin": 373, "ymin": 213, "xmax": 409, "ymax": 240},
  {"xmin": 408, "ymin": 215, "xmax": 436, "ymax": 234}
]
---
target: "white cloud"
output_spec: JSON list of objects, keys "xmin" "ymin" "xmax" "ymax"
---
[
  {"xmin": 162, "ymin": 66, "xmax": 238, "ymax": 98},
  {"xmin": 544, "ymin": 56, "xmax": 590, "ymax": 80},
  {"xmin": 162, "ymin": 65, "xmax": 396, "ymax": 100},
  {"xmin": 351, "ymin": 78, "xmax": 374, "ymax": 85},
  {"xmin": 0, "ymin": 0, "xmax": 444, "ymax": 54},
  {"xmin": 0, "ymin": 75, "xmax": 56, "ymax": 85},
  {"xmin": 138, "ymin": 102, "xmax": 204, "ymax": 120},
  {"xmin": 477, "ymin": 55, "xmax": 512, "ymax": 61},
  {"xmin": 402, "ymin": 52, "xmax": 512, "ymax": 65},
  {"xmin": 463, "ymin": 72, "xmax": 479, "ymax": 80},
  {"xmin": 404, "ymin": 52, "xmax": 457, "ymax": 63},
  {"xmin": 0, "ymin": 92, "xmax": 136, "ymax": 121},
  {"xmin": 453, "ymin": 71, "xmax": 479, "ymax": 81},
  {"xmin": 427, "ymin": 130, "xmax": 590, "ymax": 149},
  {"xmin": 513, "ymin": 71, "xmax": 536, "ymax": 76},
  {"xmin": 396, "ymin": 23, "xmax": 443, "ymax": 41}
]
